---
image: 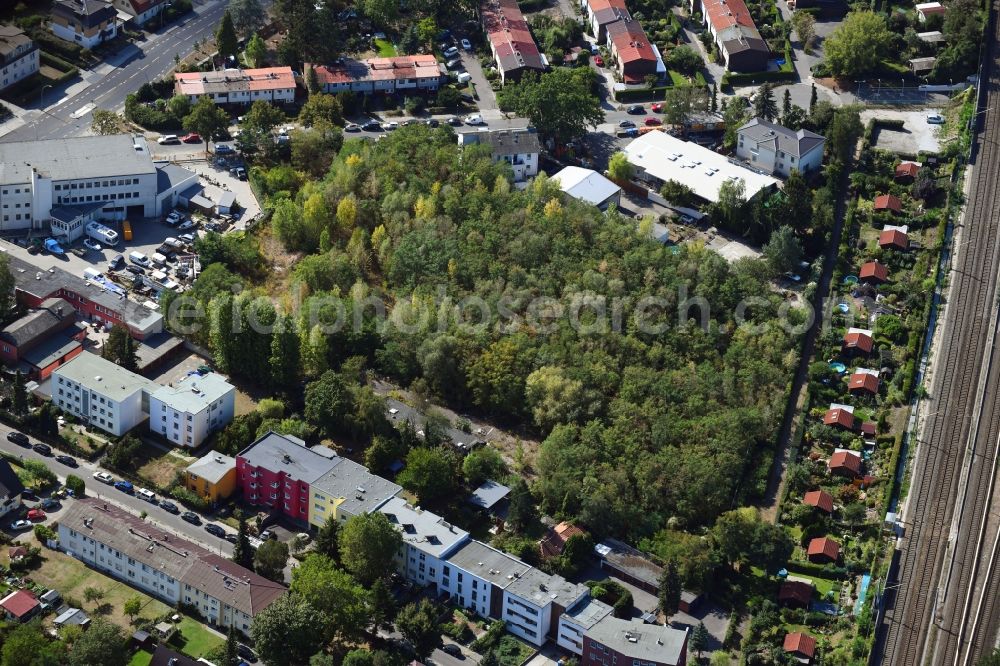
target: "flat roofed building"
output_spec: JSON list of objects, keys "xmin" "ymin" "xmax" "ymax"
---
[
  {"xmin": 551, "ymin": 166, "xmax": 622, "ymax": 209},
  {"xmin": 559, "ymin": 597, "xmax": 614, "ymax": 655},
  {"xmin": 237, "ymin": 431, "xmax": 342, "ymax": 524},
  {"xmin": 149, "ymin": 372, "xmax": 235, "ymax": 448},
  {"xmin": 174, "ymin": 67, "xmax": 296, "ymax": 106},
  {"xmin": 52, "ymin": 352, "xmax": 159, "ymax": 435},
  {"xmin": 583, "ymin": 616, "xmax": 689, "ymax": 666},
  {"xmin": 309, "ymin": 457, "xmax": 401, "ymax": 527},
  {"xmin": 623, "ymin": 131, "xmax": 779, "ymax": 205},
  {"xmin": 503, "ymin": 568, "xmax": 588, "ymax": 646},
  {"xmin": 184, "ymin": 451, "xmax": 237, "ymax": 503},
  {"xmin": 0, "ymin": 25, "xmax": 39, "ymax": 91},
  {"xmin": 381, "ymin": 496, "xmax": 470, "ymax": 589},
  {"xmin": 59, "ymin": 498, "xmax": 285, "ymax": 634},
  {"xmin": 444, "ymin": 539, "xmax": 531, "ymax": 619}
]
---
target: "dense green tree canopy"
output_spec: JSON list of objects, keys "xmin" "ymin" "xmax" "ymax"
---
[
  {"xmin": 823, "ymin": 11, "xmax": 894, "ymax": 77},
  {"xmin": 498, "ymin": 68, "xmax": 604, "ymax": 143}
]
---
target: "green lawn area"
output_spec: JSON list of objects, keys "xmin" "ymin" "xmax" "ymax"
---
[
  {"xmin": 374, "ymin": 38, "xmax": 397, "ymax": 57},
  {"xmin": 668, "ymin": 70, "xmax": 688, "ymax": 86},
  {"xmin": 168, "ymin": 616, "xmax": 225, "ymax": 658},
  {"xmin": 0, "ymin": 536, "xmax": 170, "ymax": 629},
  {"xmin": 791, "ymin": 573, "xmax": 839, "ymax": 598},
  {"xmin": 495, "ymin": 635, "xmax": 535, "ymax": 666},
  {"xmin": 128, "ymin": 650, "xmax": 153, "ymax": 666}
]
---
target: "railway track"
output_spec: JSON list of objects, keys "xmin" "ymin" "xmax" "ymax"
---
[{"xmin": 875, "ymin": 0, "xmax": 1000, "ymax": 663}]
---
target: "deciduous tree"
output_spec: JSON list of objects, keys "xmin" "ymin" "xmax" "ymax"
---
[
  {"xmin": 67, "ymin": 619, "xmax": 127, "ymax": 666},
  {"xmin": 91, "ymin": 109, "xmax": 123, "ymax": 135},
  {"xmin": 291, "ymin": 554, "xmax": 370, "ymax": 642},
  {"xmin": 396, "ymin": 600, "xmax": 442, "ymax": 659},
  {"xmin": 245, "ymin": 33, "xmax": 266, "ymax": 67},
  {"xmin": 497, "ymin": 68, "xmax": 604, "ymax": 143},
  {"xmin": 763, "ymin": 226, "xmax": 803, "ymax": 276},
  {"xmin": 250, "ymin": 594, "xmax": 326, "ymax": 666},
  {"xmin": 823, "ymin": 11, "xmax": 893, "ymax": 77},
  {"xmin": 254, "ymin": 539, "xmax": 289, "ymax": 582},
  {"xmin": 397, "ymin": 447, "xmax": 457, "ymax": 502},
  {"xmin": 228, "ymin": 0, "xmax": 265, "ymax": 37},
  {"xmin": 606, "ymin": 152, "xmax": 634, "ymax": 182},
  {"xmin": 339, "ymin": 512, "xmax": 402, "ymax": 586},
  {"xmin": 183, "ymin": 96, "xmax": 230, "ymax": 149}
]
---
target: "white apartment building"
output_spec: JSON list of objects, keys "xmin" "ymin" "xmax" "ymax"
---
[
  {"xmin": 458, "ymin": 129, "xmax": 541, "ymax": 182},
  {"xmin": 59, "ymin": 499, "xmax": 285, "ymax": 634},
  {"xmin": 443, "ymin": 540, "xmax": 531, "ymax": 620},
  {"xmin": 0, "ymin": 26, "xmax": 39, "ymax": 91},
  {"xmin": 502, "ymin": 569, "xmax": 588, "ymax": 646},
  {"xmin": 380, "ymin": 497, "xmax": 470, "ymax": 590},
  {"xmin": 51, "ymin": 352, "xmax": 158, "ymax": 436},
  {"xmin": 149, "ymin": 372, "xmax": 235, "ymax": 448},
  {"xmin": 0, "ymin": 135, "xmax": 196, "ymax": 232},
  {"xmin": 736, "ymin": 118, "xmax": 826, "ymax": 178},
  {"xmin": 558, "ymin": 597, "xmax": 614, "ymax": 655}
]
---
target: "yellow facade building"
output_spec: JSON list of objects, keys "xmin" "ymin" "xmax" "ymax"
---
[{"xmin": 184, "ymin": 451, "xmax": 237, "ymax": 504}]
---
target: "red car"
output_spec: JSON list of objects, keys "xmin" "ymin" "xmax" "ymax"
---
[
  {"xmin": 594, "ymin": 55, "xmax": 604, "ymax": 66},
  {"xmin": 644, "ymin": 117, "xmax": 662, "ymax": 126},
  {"xmin": 27, "ymin": 509, "xmax": 46, "ymax": 521},
  {"xmin": 651, "ymin": 102, "xmax": 664, "ymax": 112},
  {"xmin": 181, "ymin": 133, "xmax": 202, "ymax": 143}
]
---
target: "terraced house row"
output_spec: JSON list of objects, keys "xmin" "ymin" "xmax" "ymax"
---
[{"xmin": 580, "ymin": 0, "xmax": 665, "ymax": 83}]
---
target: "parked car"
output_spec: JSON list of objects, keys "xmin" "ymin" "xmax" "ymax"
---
[
  {"xmin": 927, "ymin": 113, "xmax": 945, "ymax": 124},
  {"xmin": 442, "ymin": 644, "xmax": 462, "ymax": 657},
  {"xmin": 159, "ymin": 500, "xmax": 179, "ymax": 514},
  {"xmin": 108, "ymin": 254, "xmax": 125, "ymax": 271},
  {"xmin": 448, "ymin": 116, "xmax": 463, "ymax": 126},
  {"xmin": 225, "ymin": 532, "xmax": 238, "ymax": 543},
  {"xmin": 295, "ymin": 532, "xmax": 311, "ymax": 544},
  {"xmin": 6, "ymin": 431, "xmax": 30, "ymax": 447},
  {"xmin": 181, "ymin": 133, "xmax": 202, "ymax": 143},
  {"xmin": 136, "ymin": 488, "xmax": 156, "ymax": 503},
  {"xmin": 40, "ymin": 498, "xmax": 60, "ymax": 510},
  {"xmin": 443, "ymin": 46, "xmax": 459, "ymax": 59},
  {"xmin": 259, "ymin": 529, "xmax": 276, "ymax": 540},
  {"xmin": 644, "ymin": 117, "xmax": 662, "ymax": 126},
  {"xmin": 125, "ymin": 265, "xmax": 145, "ymax": 276},
  {"xmin": 177, "ymin": 219, "xmax": 197, "ymax": 231},
  {"xmin": 446, "ymin": 58, "xmax": 463, "ymax": 70},
  {"xmin": 166, "ymin": 211, "xmax": 182, "ymax": 225},
  {"xmin": 461, "ymin": 38, "xmax": 472, "ymax": 50},
  {"xmin": 157, "ymin": 134, "xmax": 180, "ymax": 145},
  {"xmin": 237, "ymin": 645, "xmax": 258, "ymax": 663},
  {"xmin": 178, "ymin": 233, "xmax": 196, "ymax": 244},
  {"xmin": 362, "ymin": 120, "xmax": 382, "ymax": 131},
  {"xmin": 426, "ymin": 118, "xmax": 439, "ymax": 127},
  {"xmin": 234, "ymin": 167, "xmax": 247, "ymax": 180},
  {"xmin": 9, "ymin": 520, "xmax": 31, "ymax": 531},
  {"xmin": 27, "ymin": 509, "xmax": 46, "ymax": 521},
  {"xmin": 344, "ymin": 123, "xmax": 361, "ymax": 132},
  {"xmin": 214, "ymin": 144, "xmax": 235, "ymax": 154},
  {"xmin": 627, "ymin": 105, "xmax": 645, "ymax": 114},
  {"xmin": 205, "ymin": 523, "xmax": 226, "ymax": 538},
  {"xmin": 182, "ymin": 511, "xmax": 202, "ymax": 525},
  {"xmin": 465, "ymin": 114, "xmax": 485, "ymax": 125},
  {"xmin": 93, "ymin": 471, "xmax": 114, "ymax": 485},
  {"xmin": 32, "ymin": 443, "xmax": 52, "ymax": 456},
  {"xmin": 618, "ymin": 119, "xmax": 636, "ymax": 128},
  {"xmin": 129, "ymin": 251, "xmax": 151, "ymax": 268},
  {"xmin": 114, "ymin": 480, "xmax": 134, "ymax": 493},
  {"xmin": 651, "ymin": 102, "xmax": 664, "ymax": 112},
  {"xmin": 83, "ymin": 238, "xmax": 101, "ymax": 252},
  {"xmin": 385, "ymin": 121, "xmax": 399, "ymax": 131},
  {"xmin": 594, "ymin": 55, "xmax": 604, "ymax": 66}
]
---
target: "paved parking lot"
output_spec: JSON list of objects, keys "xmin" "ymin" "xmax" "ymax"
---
[{"xmin": 863, "ymin": 108, "xmax": 945, "ymax": 154}]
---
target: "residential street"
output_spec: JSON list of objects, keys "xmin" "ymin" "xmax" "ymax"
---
[
  {"xmin": 0, "ymin": 421, "xmax": 236, "ymax": 558},
  {"xmin": 0, "ymin": 0, "xmax": 231, "ymax": 143}
]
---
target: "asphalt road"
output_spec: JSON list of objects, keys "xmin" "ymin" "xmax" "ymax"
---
[
  {"xmin": 0, "ymin": 421, "xmax": 235, "ymax": 557},
  {"xmin": 1, "ymin": 0, "xmax": 229, "ymax": 144}
]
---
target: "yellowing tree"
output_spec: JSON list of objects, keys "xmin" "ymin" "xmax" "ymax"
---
[{"xmin": 336, "ymin": 195, "xmax": 358, "ymax": 234}]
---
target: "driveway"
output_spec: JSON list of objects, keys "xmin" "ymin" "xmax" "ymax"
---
[{"xmin": 459, "ymin": 49, "xmax": 499, "ymax": 115}]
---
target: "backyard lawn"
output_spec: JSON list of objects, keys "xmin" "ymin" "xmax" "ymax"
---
[
  {"xmin": 168, "ymin": 616, "xmax": 225, "ymax": 658},
  {"xmin": 374, "ymin": 38, "xmax": 397, "ymax": 57},
  {"xmin": 128, "ymin": 650, "xmax": 153, "ymax": 666},
  {"xmin": 0, "ymin": 534, "xmax": 170, "ymax": 628}
]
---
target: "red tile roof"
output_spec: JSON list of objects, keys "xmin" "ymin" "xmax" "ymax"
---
[
  {"xmin": 0, "ymin": 590, "xmax": 39, "ymax": 619},
  {"xmin": 803, "ymin": 490, "xmax": 834, "ymax": 513},
  {"xmin": 607, "ymin": 19, "xmax": 657, "ymax": 68},
  {"xmin": 309, "ymin": 56, "xmax": 442, "ymax": 86},
  {"xmin": 874, "ymin": 194, "xmax": 903, "ymax": 212},
  {"xmin": 778, "ymin": 580, "xmax": 815, "ymax": 607},
  {"xmin": 860, "ymin": 421, "xmax": 877, "ymax": 437},
  {"xmin": 539, "ymin": 522, "xmax": 586, "ymax": 558},
  {"xmin": 174, "ymin": 67, "xmax": 295, "ymax": 96},
  {"xmin": 848, "ymin": 371, "xmax": 880, "ymax": 394},
  {"xmin": 784, "ymin": 631, "xmax": 817, "ymax": 658},
  {"xmin": 879, "ymin": 228, "xmax": 909, "ymax": 250},
  {"xmin": 807, "ymin": 537, "xmax": 841, "ymax": 562},
  {"xmin": 703, "ymin": 0, "xmax": 757, "ymax": 31},
  {"xmin": 587, "ymin": 0, "xmax": 629, "ymax": 10},
  {"xmin": 482, "ymin": 0, "xmax": 545, "ymax": 73},
  {"xmin": 894, "ymin": 162, "xmax": 920, "ymax": 179},
  {"xmin": 859, "ymin": 261, "xmax": 889, "ymax": 282},
  {"xmin": 829, "ymin": 450, "xmax": 862, "ymax": 476},
  {"xmin": 844, "ymin": 331, "xmax": 874, "ymax": 353},
  {"xmin": 824, "ymin": 408, "xmax": 856, "ymax": 430}
]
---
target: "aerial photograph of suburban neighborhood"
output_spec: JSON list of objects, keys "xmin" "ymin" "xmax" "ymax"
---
[{"xmin": 0, "ymin": 0, "xmax": 996, "ymax": 661}]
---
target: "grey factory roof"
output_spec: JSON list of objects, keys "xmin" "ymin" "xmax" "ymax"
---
[
  {"xmin": 0, "ymin": 297, "xmax": 75, "ymax": 347},
  {"xmin": 53, "ymin": 352, "xmax": 159, "ymax": 402},
  {"xmin": 151, "ymin": 372, "xmax": 234, "ymax": 414},
  {"xmin": 61, "ymin": 499, "xmax": 285, "ymax": 617},
  {"xmin": 8, "ymin": 254, "xmax": 162, "ymax": 334},
  {"xmin": 379, "ymin": 497, "xmax": 469, "ymax": 559},
  {"xmin": 312, "ymin": 457, "xmax": 401, "ymax": 517},
  {"xmin": 445, "ymin": 540, "xmax": 531, "ymax": 588},
  {"xmin": 185, "ymin": 451, "xmax": 236, "ymax": 485},
  {"xmin": 561, "ymin": 596, "xmax": 614, "ymax": 630},
  {"xmin": 594, "ymin": 538, "xmax": 663, "ymax": 590},
  {"xmin": 238, "ymin": 431, "xmax": 340, "ymax": 485},
  {"xmin": 155, "ymin": 162, "xmax": 198, "ymax": 192},
  {"xmin": 585, "ymin": 616, "xmax": 688, "ymax": 665},
  {"xmin": 505, "ymin": 567, "xmax": 586, "ymax": 608},
  {"xmin": 0, "ymin": 134, "xmax": 155, "ymax": 186},
  {"xmin": 468, "ymin": 480, "xmax": 511, "ymax": 511},
  {"xmin": 49, "ymin": 202, "xmax": 108, "ymax": 225},
  {"xmin": 737, "ymin": 117, "xmax": 826, "ymax": 158},
  {"xmin": 22, "ymin": 331, "xmax": 83, "ymax": 370}
]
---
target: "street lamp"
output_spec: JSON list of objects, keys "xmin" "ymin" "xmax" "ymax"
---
[{"xmin": 39, "ymin": 84, "xmax": 53, "ymax": 109}]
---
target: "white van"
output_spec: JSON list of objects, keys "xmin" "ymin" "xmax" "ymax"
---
[
  {"xmin": 164, "ymin": 237, "xmax": 184, "ymax": 249},
  {"xmin": 456, "ymin": 71, "xmax": 472, "ymax": 84},
  {"xmin": 157, "ymin": 134, "xmax": 179, "ymax": 145},
  {"xmin": 151, "ymin": 252, "xmax": 168, "ymax": 267},
  {"xmin": 129, "ymin": 251, "xmax": 150, "ymax": 267},
  {"xmin": 86, "ymin": 221, "xmax": 119, "ymax": 246},
  {"xmin": 136, "ymin": 488, "xmax": 156, "ymax": 502}
]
